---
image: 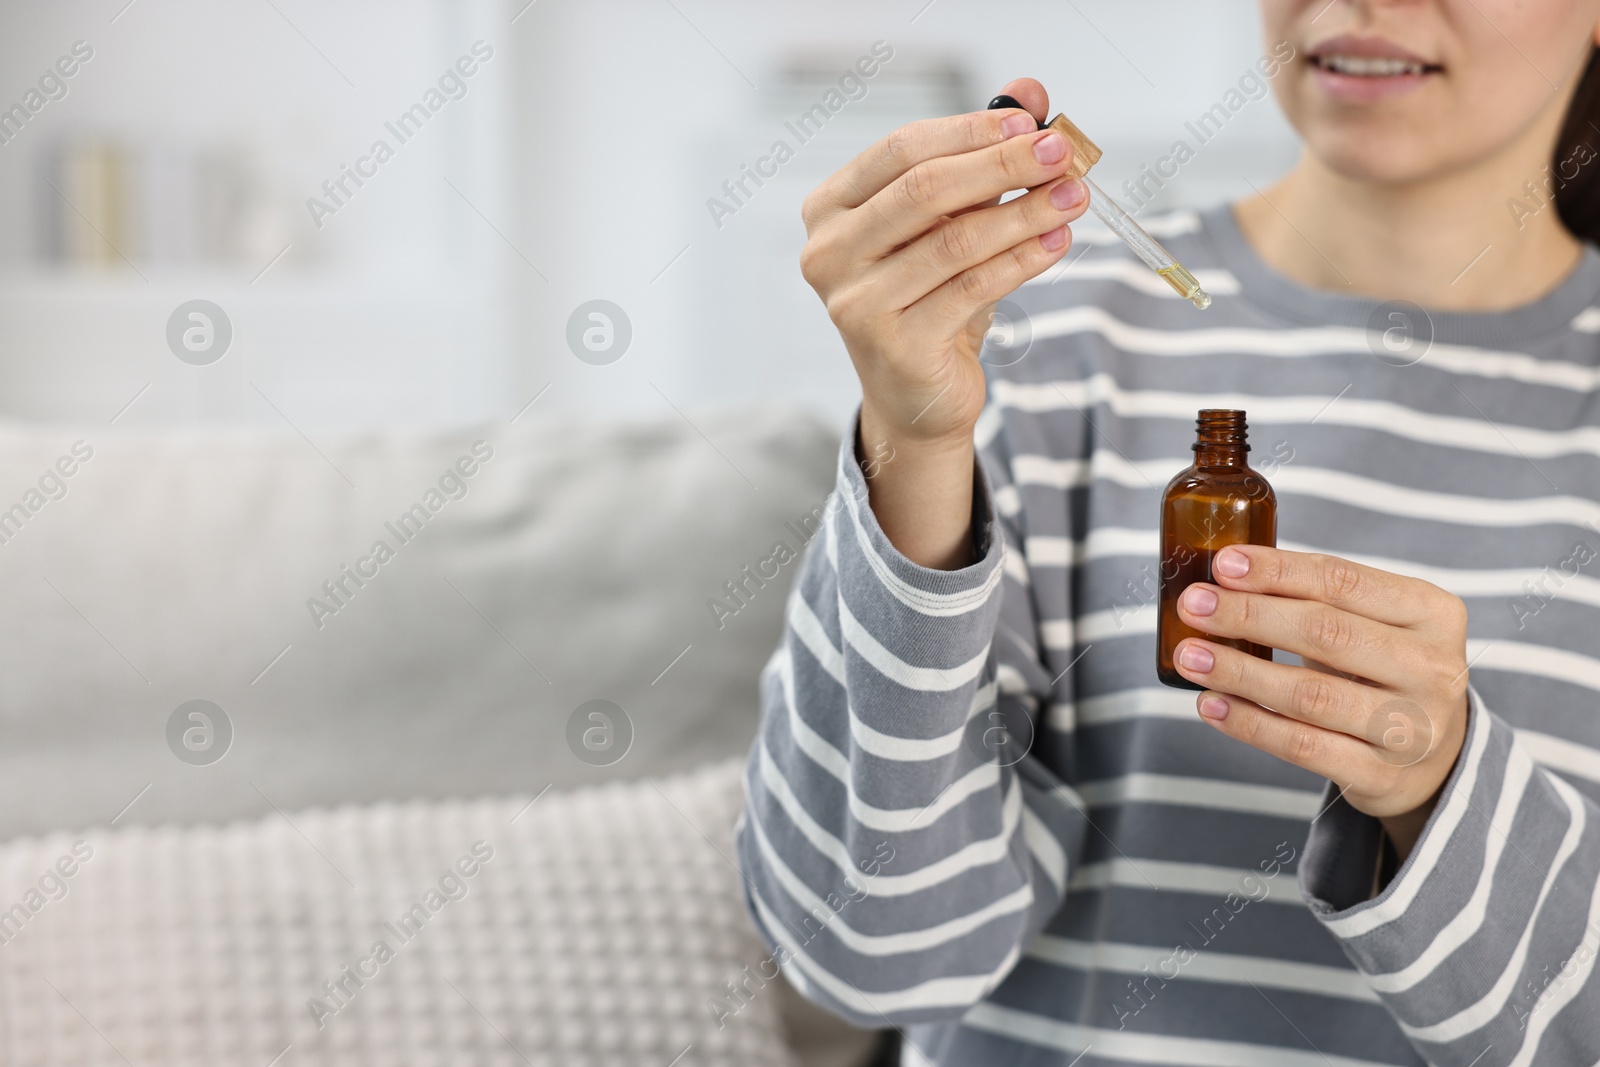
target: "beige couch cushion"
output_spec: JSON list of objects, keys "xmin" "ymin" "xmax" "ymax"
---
[{"xmin": 0, "ymin": 408, "xmax": 837, "ymax": 839}]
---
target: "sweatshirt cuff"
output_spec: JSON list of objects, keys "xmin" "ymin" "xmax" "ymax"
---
[
  {"xmin": 837, "ymin": 407, "xmax": 1005, "ymax": 596},
  {"xmin": 1299, "ymin": 685, "xmax": 1490, "ymax": 922},
  {"xmin": 1294, "ymin": 686, "xmax": 1600, "ymax": 1064}
]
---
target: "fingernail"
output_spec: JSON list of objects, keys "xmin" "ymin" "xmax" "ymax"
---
[
  {"xmin": 1000, "ymin": 112, "xmax": 1036, "ymax": 138},
  {"xmin": 1032, "ymin": 131, "xmax": 1065, "ymax": 164},
  {"xmin": 1040, "ymin": 225, "xmax": 1068, "ymax": 251},
  {"xmin": 1214, "ymin": 548, "xmax": 1249, "ymax": 579},
  {"xmin": 1050, "ymin": 179, "xmax": 1084, "ymax": 210},
  {"xmin": 1179, "ymin": 643, "xmax": 1215, "ymax": 673},
  {"xmin": 1183, "ymin": 585, "xmax": 1218, "ymax": 616},
  {"xmin": 1199, "ymin": 696, "xmax": 1230, "ymax": 721}
]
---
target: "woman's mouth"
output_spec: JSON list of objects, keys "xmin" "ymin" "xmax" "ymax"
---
[{"xmin": 1308, "ymin": 37, "xmax": 1443, "ymax": 102}]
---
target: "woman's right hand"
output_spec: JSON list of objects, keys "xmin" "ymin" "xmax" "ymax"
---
[{"xmin": 799, "ymin": 78, "xmax": 1089, "ymax": 567}]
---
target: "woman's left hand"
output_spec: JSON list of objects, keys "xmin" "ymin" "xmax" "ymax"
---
[{"xmin": 1172, "ymin": 544, "xmax": 1472, "ymax": 859}]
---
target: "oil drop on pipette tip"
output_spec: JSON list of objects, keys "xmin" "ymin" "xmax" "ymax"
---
[{"xmin": 1158, "ymin": 264, "xmax": 1213, "ymax": 310}]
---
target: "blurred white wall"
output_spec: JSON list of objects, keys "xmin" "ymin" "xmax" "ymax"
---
[
  {"xmin": 0, "ymin": 0, "xmax": 511, "ymax": 427},
  {"xmin": 0, "ymin": 0, "xmax": 1299, "ymax": 432}
]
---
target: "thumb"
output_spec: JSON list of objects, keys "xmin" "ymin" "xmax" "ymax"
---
[{"xmin": 993, "ymin": 77, "xmax": 1049, "ymax": 125}]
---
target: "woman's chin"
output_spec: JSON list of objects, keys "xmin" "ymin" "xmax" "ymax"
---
[{"xmin": 1297, "ymin": 126, "xmax": 1451, "ymax": 189}]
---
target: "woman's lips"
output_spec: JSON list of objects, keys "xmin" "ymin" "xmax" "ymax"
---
[
  {"xmin": 1311, "ymin": 63, "xmax": 1437, "ymax": 102},
  {"xmin": 1307, "ymin": 38, "xmax": 1443, "ymax": 103}
]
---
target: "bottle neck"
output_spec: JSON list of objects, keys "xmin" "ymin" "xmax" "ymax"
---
[
  {"xmin": 1194, "ymin": 444, "xmax": 1248, "ymax": 469},
  {"xmin": 1192, "ymin": 410, "xmax": 1250, "ymax": 470}
]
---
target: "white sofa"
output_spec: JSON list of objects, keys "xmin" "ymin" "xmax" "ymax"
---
[{"xmin": 0, "ymin": 408, "xmax": 881, "ymax": 1067}]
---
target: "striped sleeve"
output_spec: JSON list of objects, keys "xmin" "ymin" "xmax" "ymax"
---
[
  {"xmin": 1300, "ymin": 687, "xmax": 1600, "ymax": 1066},
  {"xmin": 733, "ymin": 409, "xmax": 1091, "ymax": 1027}
]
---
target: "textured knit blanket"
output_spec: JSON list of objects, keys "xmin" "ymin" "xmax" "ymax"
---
[{"xmin": 0, "ymin": 760, "xmax": 796, "ymax": 1067}]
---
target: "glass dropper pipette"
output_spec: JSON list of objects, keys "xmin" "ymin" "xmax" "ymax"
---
[
  {"xmin": 987, "ymin": 95, "xmax": 1212, "ymax": 311},
  {"xmin": 1078, "ymin": 174, "xmax": 1211, "ymax": 309}
]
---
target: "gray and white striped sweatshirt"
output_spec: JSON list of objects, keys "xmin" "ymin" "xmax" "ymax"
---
[{"xmin": 735, "ymin": 203, "xmax": 1600, "ymax": 1066}]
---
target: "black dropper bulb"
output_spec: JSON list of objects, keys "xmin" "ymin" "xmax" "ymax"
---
[{"xmin": 986, "ymin": 94, "xmax": 1045, "ymax": 130}]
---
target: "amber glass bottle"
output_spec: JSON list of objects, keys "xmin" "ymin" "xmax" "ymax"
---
[{"xmin": 1157, "ymin": 410, "xmax": 1277, "ymax": 690}]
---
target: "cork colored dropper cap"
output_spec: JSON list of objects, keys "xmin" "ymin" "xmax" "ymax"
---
[{"xmin": 987, "ymin": 94, "xmax": 1102, "ymax": 182}]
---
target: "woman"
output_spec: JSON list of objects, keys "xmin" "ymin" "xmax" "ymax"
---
[{"xmin": 736, "ymin": 1, "xmax": 1600, "ymax": 1065}]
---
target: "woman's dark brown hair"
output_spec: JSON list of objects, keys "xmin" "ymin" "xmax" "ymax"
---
[{"xmin": 1555, "ymin": 46, "xmax": 1600, "ymax": 245}]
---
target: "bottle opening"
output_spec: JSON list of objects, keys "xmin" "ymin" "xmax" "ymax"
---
[{"xmin": 1193, "ymin": 409, "xmax": 1250, "ymax": 453}]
